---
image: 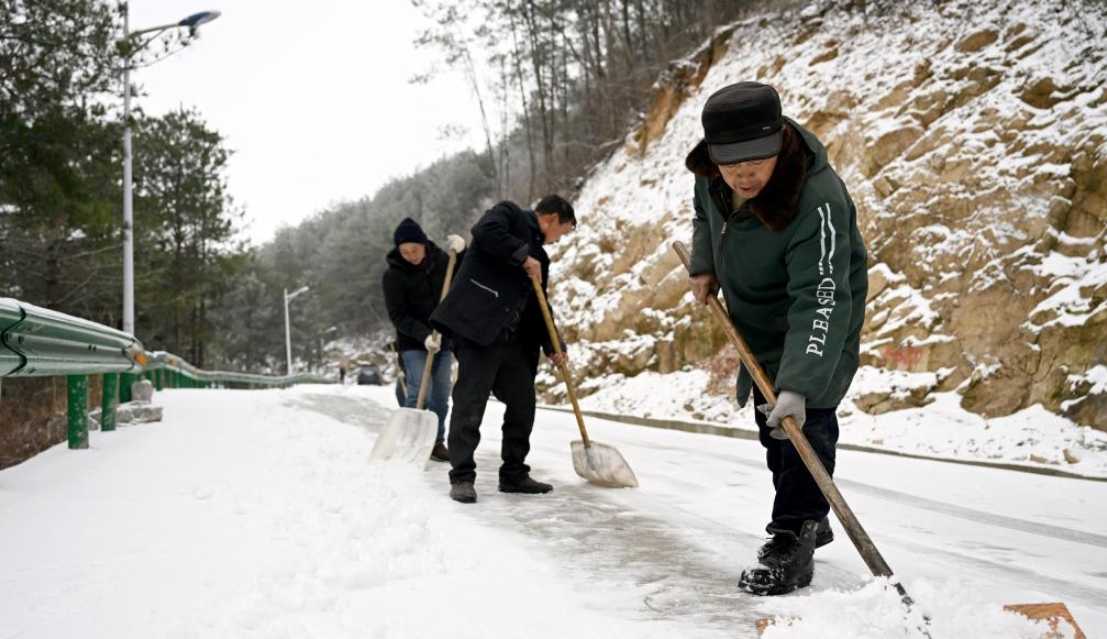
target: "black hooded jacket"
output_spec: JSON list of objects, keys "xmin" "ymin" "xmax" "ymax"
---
[
  {"xmin": 430, "ymin": 201, "xmax": 555, "ymax": 362},
  {"xmin": 382, "ymin": 241, "xmax": 457, "ymax": 352}
]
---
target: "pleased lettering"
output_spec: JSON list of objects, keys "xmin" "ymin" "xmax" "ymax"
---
[{"xmin": 807, "ymin": 278, "xmax": 836, "ymax": 357}]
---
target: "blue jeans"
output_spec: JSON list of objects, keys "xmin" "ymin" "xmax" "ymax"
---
[{"xmin": 400, "ymin": 350, "xmax": 453, "ymax": 443}]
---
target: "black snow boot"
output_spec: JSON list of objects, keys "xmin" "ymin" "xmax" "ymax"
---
[
  {"xmin": 498, "ymin": 475, "xmax": 553, "ymax": 494},
  {"xmin": 738, "ymin": 519, "xmax": 818, "ymax": 596},
  {"xmin": 430, "ymin": 441, "xmax": 449, "ymax": 463},
  {"xmin": 450, "ymin": 481, "xmax": 477, "ymax": 504},
  {"xmin": 815, "ymin": 516, "xmax": 833, "ymax": 548}
]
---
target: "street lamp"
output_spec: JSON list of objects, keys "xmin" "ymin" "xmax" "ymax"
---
[
  {"xmin": 284, "ymin": 286, "xmax": 310, "ymax": 375},
  {"xmin": 120, "ymin": 8, "xmax": 221, "ymax": 337}
]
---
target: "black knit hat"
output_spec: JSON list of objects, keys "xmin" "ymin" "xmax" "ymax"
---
[
  {"xmin": 393, "ymin": 217, "xmax": 428, "ymax": 246},
  {"xmin": 702, "ymin": 81, "xmax": 783, "ymax": 165}
]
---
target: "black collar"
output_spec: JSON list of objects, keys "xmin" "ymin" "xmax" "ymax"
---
[{"xmin": 525, "ymin": 209, "xmax": 546, "ymax": 245}]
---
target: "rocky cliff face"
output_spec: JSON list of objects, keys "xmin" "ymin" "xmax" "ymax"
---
[{"xmin": 545, "ymin": 0, "xmax": 1107, "ymax": 431}]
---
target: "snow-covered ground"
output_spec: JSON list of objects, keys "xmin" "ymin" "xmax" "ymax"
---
[
  {"xmin": 575, "ymin": 367, "xmax": 1107, "ymax": 480},
  {"xmin": 2, "ymin": 384, "xmax": 1104, "ymax": 638}
]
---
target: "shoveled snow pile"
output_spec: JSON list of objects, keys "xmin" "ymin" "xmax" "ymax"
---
[{"xmin": 757, "ymin": 578, "xmax": 1064, "ymax": 639}]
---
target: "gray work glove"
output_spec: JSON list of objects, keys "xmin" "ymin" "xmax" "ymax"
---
[
  {"xmin": 759, "ymin": 390, "xmax": 806, "ymax": 440},
  {"xmin": 424, "ymin": 333, "xmax": 441, "ymax": 353}
]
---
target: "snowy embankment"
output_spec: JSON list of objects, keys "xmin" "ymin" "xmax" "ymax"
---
[
  {"xmin": 1, "ymin": 384, "xmax": 1104, "ymax": 638},
  {"xmin": 574, "ymin": 366, "xmax": 1107, "ymax": 479},
  {"xmin": 542, "ymin": 0, "xmax": 1107, "ymax": 479}
]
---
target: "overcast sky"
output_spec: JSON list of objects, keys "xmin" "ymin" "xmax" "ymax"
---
[{"xmin": 129, "ymin": 1, "xmax": 487, "ymax": 245}]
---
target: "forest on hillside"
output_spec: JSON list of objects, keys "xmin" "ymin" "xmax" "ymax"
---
[{"xmin": 2, "ymin": 0, "xmax": 803, "ymax": 373}]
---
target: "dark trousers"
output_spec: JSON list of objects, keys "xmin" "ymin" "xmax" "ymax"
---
[
  {"xmin": 752, "ymin": 386, "xmax": 840, "ymax": 535},
  {"xmin": 448, "ymin": 337, "xmax": 538, "ymax": 484}
]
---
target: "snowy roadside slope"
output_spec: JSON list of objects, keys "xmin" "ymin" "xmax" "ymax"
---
[
  {"xmin": 544, "ymin": 0, "xmax": 1107, "ymax": 470},
  {"xmin": 2, "ymin": 385, "xmax": 1105, "ymax": 637},
  {"xmin": 573, "ymin": 367, "xmax": 1107, "ymax": 479}
]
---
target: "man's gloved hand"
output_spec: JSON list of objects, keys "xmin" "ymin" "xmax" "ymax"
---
[
  {"xmin": 765, "ymin": 390, "xmax": 806, "ymax": 438},
  {"xmin": 523, "ymin": 256, "xmax": 542, "ymax": 281},
  {"xmin": 755, "ymin": 402, "xmax": 787, "ymax": 440},
  {"xmin": 689, "ymin": 273, "xmax": 719, "ymax": 305},
  {"xmin": 446, "ymin": 234, "xmax": 466, "ymax": 254},
  {"xmin": 424, "ymin": 333, "xmax": 441, "ymax": 353}
]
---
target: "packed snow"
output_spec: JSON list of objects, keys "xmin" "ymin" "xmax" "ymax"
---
[{"xmin": 1, "ymin": 384, "xmax": 1103, "ymax": 638}]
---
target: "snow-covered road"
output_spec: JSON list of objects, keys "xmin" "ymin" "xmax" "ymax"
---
[{"xmin": 1, "ymin": 384, "xmax": 1103, "ymax": 638}]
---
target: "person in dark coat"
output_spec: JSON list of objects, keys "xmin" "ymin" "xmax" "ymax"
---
[
  {"xmin": 686, "ymin": 81, "xmax": 868, "ymax": 596},
  {"xmin": 382, "ymin": 217, "xmax": 466, "ymax": 462},
  {"xmin": 430, "ymin": 195, "xmax": 576, "ymax": 504}
]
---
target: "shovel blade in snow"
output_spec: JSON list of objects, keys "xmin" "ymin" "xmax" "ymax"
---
[
  {"xmin": 368, "ymin": 407, "xmax": 438, "ymax": 465},
  {"xmin": 570, "ymin": 439, "xmax": 639, "ymax": 488},
  {"xmin": 1005, "ymin": 603, "xmax": 1086, "ymax": 639},
  {"xmin": 755, "ymin": 602, "xmax": 1087, "ymax": 637}
]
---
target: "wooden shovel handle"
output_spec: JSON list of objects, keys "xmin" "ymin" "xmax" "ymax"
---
[
  {"xmin": 530, "ymin": 276, "xmax": 591, "ymax": 447},
  {"xmin": 672, "ymin": 241, "xmax": 904, "ymax": 588},
  {"xmin": 416, "ymin": 250, "xmax": 458, "ymax": 410}
]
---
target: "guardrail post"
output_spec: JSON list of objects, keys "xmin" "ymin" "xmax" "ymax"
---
[
  {"xmin": 154, "ymin": 369, "xmax": 163, "ymax": 391},
  {"xmin": 119, "ymin": 372, "xmax": 133, "ymax": 403},
  {"xmin": 101, "ymin": 373, "xmax": 118, "ymax": 431},
  {"xmin": 67, "ymin": 375, "xmax": 89, "ymax": 449}
]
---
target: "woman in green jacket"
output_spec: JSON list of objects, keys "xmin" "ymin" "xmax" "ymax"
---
[{"xmin": 685, "ymin": 81, "xmax": 868, "ymax": 596}]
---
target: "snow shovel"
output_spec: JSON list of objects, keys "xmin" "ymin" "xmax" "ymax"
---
[
  {"xmin": 369, "ymin": 250, "xmax": 458, "ymax": 465},
  {"xmin": 530, "ymin": 277, "xmax": 638, "ymax": 488},
  {"xmin": 674, "ymin": 241, "xmax": 1085, "ymax": 638}
]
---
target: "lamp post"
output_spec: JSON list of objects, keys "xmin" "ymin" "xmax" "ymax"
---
[
  {"xmin": 120, "ymin": 8, "xmax": 221, "ymax": 336},
  {"xmin": 284, "ymin": 286, "xmax": 310, "ymax": 375}
]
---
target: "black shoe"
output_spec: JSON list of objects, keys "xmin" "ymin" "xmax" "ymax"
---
[
  {"xmin": 738, "ymin": 519, "xmax": 818, "ymax": 596},
  {"xmin": 430, "ymin": 441, "xmax": 449, "ymax": 463},
  {"xmin": 449, "ymin": 481, "xmax": 477, "ymax": 503},
  {"xmin": 815, "ymin": 516, "xmax": 833, "ymax": 548},
  {"xmin": 498, "ymin": 475, "xmax": 553, "ymax": 494}
]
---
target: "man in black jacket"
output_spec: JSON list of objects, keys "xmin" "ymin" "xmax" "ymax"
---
[
  {"xmin": 430, "ymin": 195, "xmax": 576, "ymax": 503},
  {"xmin": 382, "ymin": 217, "xmax": 466, "ymax": 462}
]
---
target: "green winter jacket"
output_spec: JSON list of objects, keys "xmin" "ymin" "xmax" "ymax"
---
[{"xmin": 688, "ymin": 119, "xmax": 867, "ymax": 409}]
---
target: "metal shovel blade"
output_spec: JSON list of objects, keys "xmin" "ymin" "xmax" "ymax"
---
[
  {"xmin": 369, "ymin": 407, "xmax": 438, "ymax": 464},
  {"xmin": 570, "ymin": 439, "xmax": 639, "ymax": 488},
  {"xmin": 1005, "ymin": 603, "xmax": 1086, "ymax": 638},
  {"xmin": 757, "ymin": 602, "xmax": 1087, "ymax": 637}
]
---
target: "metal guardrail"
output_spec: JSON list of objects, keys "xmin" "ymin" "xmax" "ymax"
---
[
  {"xmin": 145, "ymin": 351, "xmax": 332, "ymax": 388},
  {"xmin": 1, "ymin": 297, "xmax": 335, "ymax": 452},
  {"xmin": 1, "ymin": 298, "xmax": 142, "ymax": 377}
]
